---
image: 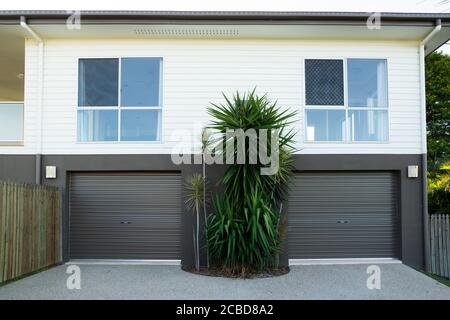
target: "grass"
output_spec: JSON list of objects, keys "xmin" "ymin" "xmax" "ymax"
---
[{"xmin": 424, "ymin": 272, "xmax": 450, "ymax": 287}]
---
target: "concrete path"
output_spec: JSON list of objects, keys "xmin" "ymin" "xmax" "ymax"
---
[{"xmin": 0, "ymin": 263, "xmax": 449, "ymax": 300}]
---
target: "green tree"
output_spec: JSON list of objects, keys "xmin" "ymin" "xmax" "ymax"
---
[
  {"xmin": 206, "ymin": 90, "xmax": 297, "ymax": 275},
  {"xmin": 425, "ymin": 51, "xmax": 450, "ymax": 173},
  {"xmin": 184, "ymin": 173, "xmax": 207, "ymax": 271}
]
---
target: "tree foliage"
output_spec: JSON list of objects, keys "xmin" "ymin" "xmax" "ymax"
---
[
  {"xmin": 426, "ymin": 51, "xmax": 450, "ymax": 214},
  {"xmin": 426, "ymin": 51, "xmax": 450, "ymax": 172},
  {"xmin": 206, "ymin": 90, "xmax": 297, "ymax": 275}
]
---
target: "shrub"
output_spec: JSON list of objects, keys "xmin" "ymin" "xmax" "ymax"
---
[
  {"xmin": 206, "ymin": 89, "xmax": 296, "ymax": 275},
  {"xmin": 207, "ymin": 187, "xmax": 283, "ymax": 274},
  {"xmin": 428, "ymin": 162, "xmax": 450, "ymax": 215}
]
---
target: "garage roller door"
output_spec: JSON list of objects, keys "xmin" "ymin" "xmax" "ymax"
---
[
  {"xmin": 288, "ymin": 172, "xmax": 400, "ymax": 259},
  {"xmin": 69, "ymin": 172, "xmax": 182, "ymax": 260}
]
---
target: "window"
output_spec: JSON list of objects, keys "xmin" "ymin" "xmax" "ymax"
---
[
  {"xmin": 77, "ymin": 57, "xmax": 162, "ymax": 142},
  {"xmin": 349, "ymin": 110, "xmax": 388, "ymax": 142},
  {"xmin": 305, "ymin": 58, "xmax": 388, "ymax": 142},
  {"xmin": 77, "ymin": 110, "xmax": 118, "ymax": 141},
  {"xmin": 305, "ymin": 59, "xmax": 344, "ymax": 106},
  {"xmin": 78, "ymin": 59, "xmax": 118, "ymax": 107},
  {"xmin": 0, "ymin": 103, "xmax": 24, "ymax": 143},
  {"xmin": 306, "ymin": 109, "xmax": 346, "ymax": 142},
  {"xmin": 348, "ymin": 59, "xmax": 388, "ymax": 108}
]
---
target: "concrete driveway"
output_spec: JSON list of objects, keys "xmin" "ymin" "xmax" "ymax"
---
[{"xmin": 0, "ymin": 263, "xmax": 449, "ymax": 300}]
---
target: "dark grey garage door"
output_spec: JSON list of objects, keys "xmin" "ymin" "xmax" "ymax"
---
[
  {"xmin": 288, "ymin": 172, "xmax": 400, "ymax": 259},
  {"xmin": 69, "ymin": 172, "xmax": 182, "ymax": 260}
]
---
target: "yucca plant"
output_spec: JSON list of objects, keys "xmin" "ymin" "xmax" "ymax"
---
[
  {"xmin": 184, "ymin": 173, "xmax": 207, "ymax": 271},
  {"xmin": 206, "ymin": 89, "xmax": 297, "ymax": 275},
  {"xmin": 208, "ymin": 89, "xmax": 297, "ymax": 209},
  {"xmin": 207, "ymin": 186, "xmax": 282, "ymax": 275},
  {"xmin": 200, "ymin": 128, "xmax": 213, "ymax": 268}
]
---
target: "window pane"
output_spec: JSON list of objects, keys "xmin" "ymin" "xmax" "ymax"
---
[
  {"xmin": 121, "ymin": 58, "xmax": 161, "ymax": 107},
  {"xmin": 77, "ymin": 110, "xmax": 118, "ymax": 141},
  {"xmin": 0, "ymin": 103, "xmax": 23, "ymax": 141},
  {"xmin": 78, "ymin": 59, "xmax": 118, "ymax": 106},
  {"xmin": 120, "ymin": 109, "xmax": 161, "ymax": 141},
  {"xmin": 306, "ymin": 109, "xmax": 346, "ymax": 141},
  {"xmin": 305, "ymin": 59, "xmax": 344, "ymax": 105},
  {"xmin": 349, "ymin": 110, "xmax": 388, "ymax": 141},
  {"xmin": 348, "ymin": 59, "xmax": 388, "ymax": 108}
]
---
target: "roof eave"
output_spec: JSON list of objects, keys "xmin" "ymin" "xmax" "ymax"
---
[{"xmin": 0, "ymin": 10, "xmax": 449, "ymax": 24}]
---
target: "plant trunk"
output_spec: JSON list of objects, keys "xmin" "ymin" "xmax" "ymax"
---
[
  {"xmin": 202, "ymin": 153, "xmax": 210, "ymax": 268},
  {"xmin": 196, "ymin": 202, "xmax": 200, "ymax": 271},
  {"xmin": 192, "ymin": 225, "xmax": 198, "ymax": 271}
]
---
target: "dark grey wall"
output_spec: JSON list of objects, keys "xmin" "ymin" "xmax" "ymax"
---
[
  {"xmin": 0, "ymin": 153, "xmax": 425, "ymax": 270},
  {"xmin": 0, "ymin": 155, "xmax": 36, "ymax": 184}
]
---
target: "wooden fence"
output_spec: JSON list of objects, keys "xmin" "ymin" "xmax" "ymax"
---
[
  {"xmin": 430, "ymin": 214, "xmax": 450, "ymax": 279},
  {"xmin": 0, "ymin": 181, "xmax": 61, "ymax": 283}
]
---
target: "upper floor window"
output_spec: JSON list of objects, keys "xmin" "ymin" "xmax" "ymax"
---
[
  {"xmin": 305, "ymin": 59, "xmax": 344, "ymax": 106},
  {"xmin": 305, "ymin": 58, "xmax": 388, "ymax": 142},
  {"xmin": 0, "ymin": 102, "xmax": 24, "ymax": 144},
  {"xmin": 77, "ymin": 57, "xmax": 162, "ymax": 142}
]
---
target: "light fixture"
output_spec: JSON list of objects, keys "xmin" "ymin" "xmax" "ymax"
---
[
  {"xmin": 45, "ymin": 166, "xmax": 57, "ymax": 179},
  {"xmin": 407, "ymin": 165, "xmax": 419, "ymax": 178}
]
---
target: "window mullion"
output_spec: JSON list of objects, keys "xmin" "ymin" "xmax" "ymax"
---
[
  {"xmin": 343, "ymin": 58, "xmax": 349, "ymax": 142},
  {"xmin": 117, "ymin": 58, "xmax": 122, "ymax": 141}
]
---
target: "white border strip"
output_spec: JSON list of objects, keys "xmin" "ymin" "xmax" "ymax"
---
[
  {"xmin": 289, "ymin": 258, "xmax": 401, "ymax": 265},
  {"xmin": 67, "ymin": 259, "xmax": 181, "ymax": 266}
]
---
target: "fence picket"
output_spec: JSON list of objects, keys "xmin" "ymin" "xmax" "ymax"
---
[
  {"xmin": 430, "ymin": 215, "xmax": 435, "ymax": 274},
  {"xmin": 429, "ymin": 214, "xmax": 450, "ymax": 279},
  {"xmin": 0, "ymin": 181, "xmax": 61, "ymax": 283},
  {"xmin": 445, "ymin": 215, "xmax": 449, "ymax": 279}
]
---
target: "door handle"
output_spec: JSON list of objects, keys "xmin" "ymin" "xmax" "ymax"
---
[
  {"xmin": 120, "ymin": 221, "xmax": 131, "ymax": 224},
  {"xmin": 337, "ymin": 220, "xmax": 348, "ymax": 224}
]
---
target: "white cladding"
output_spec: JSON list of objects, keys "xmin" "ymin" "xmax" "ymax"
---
[{"xmin": 0, "ymin": 38, "xmax": 422, "ymax": 155}]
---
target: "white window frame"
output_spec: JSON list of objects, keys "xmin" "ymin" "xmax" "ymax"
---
[
  {"xmin": 303, "ymin": 57, "xmax": 390, "ymax": 144},
  {"xmin": 0, "ymin": 101, "xmax": 24, "ymax": 146},
  {"xmin": 76, "ymin": 57, "xmax": 163, "ymax": 143}
]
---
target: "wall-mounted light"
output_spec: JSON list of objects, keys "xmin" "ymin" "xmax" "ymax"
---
[
  {"xmin": 45, "ymin": 166, "xmax": 57, "ymax": 179},
  {"xmin": 408, "ymin": 165, "xmax": 419, "ymax": 178}
]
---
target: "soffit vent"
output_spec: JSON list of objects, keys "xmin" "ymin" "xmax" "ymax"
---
[{"xmin": 134, "ymin": 28, "xmax": 240, "ymax": 37}]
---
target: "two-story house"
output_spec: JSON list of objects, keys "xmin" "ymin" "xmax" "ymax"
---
[{"xmin": 0, "ymin": 11, "xmax": 449, "ymax": 270}]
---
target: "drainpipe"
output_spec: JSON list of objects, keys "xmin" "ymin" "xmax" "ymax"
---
[
  {"xmin": 419, "ymin": 19, "xmax": 441, "ymax": 272},
  {"xmin": 20, "ymin": 16, "xmax": 44, "ymax": 185}
]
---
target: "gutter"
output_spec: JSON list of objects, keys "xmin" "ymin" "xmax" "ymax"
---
[
  {"xmin": 0, "ymin": 11, "xmax": 448, "ymax": 27},
  {"xmin": 419, "ymin": 19, "xmax": 441, "ymax": 272},
  {"xmin": 1, "ymin": 10, "xmax": 449, "ymax": 20},
  {"xmin": 20, "ymin": 16, "xmax": 44, "ymax": 185}
]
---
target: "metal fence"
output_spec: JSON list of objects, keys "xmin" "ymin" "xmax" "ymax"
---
[
  {"xmin": 0, "ymin": 181, "xmax": 61, "ymax": 283},
  {"xmin": 430, "ymin": 214, "xmax": 450, "ymax": 279}
]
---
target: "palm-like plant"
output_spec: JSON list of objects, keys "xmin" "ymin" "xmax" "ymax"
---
[
  {"xmin": 207, "ymin": 185, "xmax": 282, "ymax": 274},
  {"xmin": 206, "ymin": 89, "xmax": 297, "ymax": 275},
  {"xmin": 184, "ymin": 173, "xmax": 206, "ymax": 271},
  {"xmin": 208, "ymin": 89, "xmax": 297, "ymax": 209},
  {"xmin": 200, "ymin": 128, "xmax": 212, "ymax": 268}
]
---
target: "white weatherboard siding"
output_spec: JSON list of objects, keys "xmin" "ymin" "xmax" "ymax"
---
[{"xmin": 1, "ymin": 39, "xmax": 422, "ymax": 155}]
